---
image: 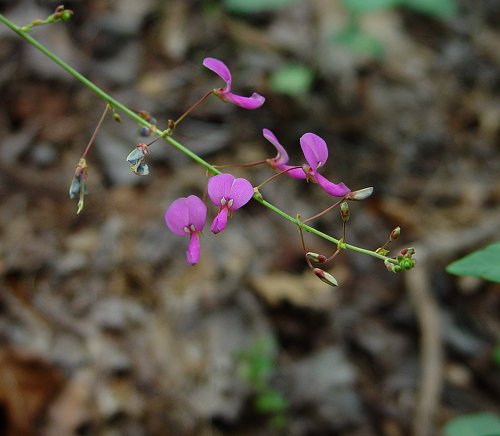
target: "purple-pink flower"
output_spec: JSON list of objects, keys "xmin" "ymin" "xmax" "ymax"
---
[
  {"xmin": 264, "ymin": 129, "xmax": 351, "ymax": 198},
  {"xmin": 203, "ymin": 57, "xmax": 265, "ymax": 110},
  {"xmin": 208, "ymin": 173, "xmax": 254, "ymax": 234},
  {"xmin": 165, "ymin": 195, "xmax": 207, "ymax": 265}
]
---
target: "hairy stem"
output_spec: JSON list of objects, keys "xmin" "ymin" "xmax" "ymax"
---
[{"xmin": 0, "ymin": 13, "xmax": 397, "ymax": 265}]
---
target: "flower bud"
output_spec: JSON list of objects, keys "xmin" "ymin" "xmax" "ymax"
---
[
  {"xmin": 306, "ymin": 252, "xmax": 327, "ymax": 263},
  {"xmin": 346, "ymin": 187, "xmax": 373, "ymax": 201},
  {"xmin": 384, "ymin": 259, "xmax": 402, "ymax": 273},
  {"xmin": 390, "ymin": 227, "xmax": 401, "ymax": 241},
  {"xmin": 60, "ymin": 9, "xmax": 74, "ymax": 21},
  {"xmin": 112, "ymin": 112, "xmax": 121, "ymax": 123},
  {"xmin": 313, "ymin": 268, "xmax": 338, "ymax": 286},
  {"xmin": 340, "ymin": 201, "xmax": 349, "ymax": 222}
]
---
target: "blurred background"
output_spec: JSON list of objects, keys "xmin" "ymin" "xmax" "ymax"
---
[{"xmin": 0, "ymin": 0, "xmax": 499, "ymax": 435}]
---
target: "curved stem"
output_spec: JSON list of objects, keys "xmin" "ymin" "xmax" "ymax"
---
[{"xmin": 0, "ymin": 13, "xmax": 398, "ymax": 265}]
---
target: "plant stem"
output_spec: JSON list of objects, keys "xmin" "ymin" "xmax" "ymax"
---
[
  {"xmin": 82, "ymin": 104, "xmax": 109, "ymax": 158},
  {"xmin": 0, "ymin": 13, "xmax": 397, "ymax": 265},
  {"xmin": 172, "ymin": 90, "xmax": 214, "ymax": 129}
]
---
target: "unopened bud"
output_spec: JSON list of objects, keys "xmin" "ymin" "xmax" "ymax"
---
[
  {"xmin": 384, "ymin": 259, "xmax": 402, "ymax": 273},
  {"xmin": 390, "ymin": 227, "xmax": 401, "ymax": 241},
  {"xmin": 313, "ymin": 268, "xmax": 338, "ymax": 286},
  {"xmin": 139, "ymin": 126, "xmax": 152, "ymax": 137},
  {"xmin": 306, "ymin": 252, "xmax": 327, "ymax": 263},
  {"xmin": 112, "ymin": 112, "xmax": 121, "ymax": 123},
  {"xmin": 60, "ymin": 9, "xmax": 73, "ymax": 21},
  {"xmin": 346, "ymin": 187, "xmax": 373, "ymax": 201},
  {"xmin": 340, "ymin": 201, "xmax": 349, "ymax": 222}
]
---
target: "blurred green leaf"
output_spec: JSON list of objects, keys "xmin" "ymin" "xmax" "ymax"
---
[
  {"xmin": 446, "ymin": 242, "xmax": 500, "ymax": 283},
  {"xmin": 255, "ymin": 390, "xmax": 288, "ymax": 413},
  {"xmin": 238, "ymin": 336, "xmax": 277, "ymax": 385},
  {"xmin": 402, "ymin": 0, "xmax": 456, "ymax": 19},
  {"xmin": 443, "ymin": 413, "xmax": 500, "ymax": 436},
  {"xmin": 269, "ymin": 64, "xmax": 314, "ymax": 96},
  {"xmin": 341, "ymin": 0, "xmax": 401, "ymax": 13},
  {"xmin": 492, "ymin": 346, "xmax": 500, "ymax": 367},
  {"xmin": 224, "ymin": 0, "xmax": 298, "ymax": 14},
  {"xmin": 334, "ymin": 27, "xmax": 384, "ymax": 59}
]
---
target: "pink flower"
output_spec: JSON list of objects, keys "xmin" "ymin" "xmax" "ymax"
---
[
  {"xmin": 263, "ymin": 128, "xmax": 307, "ymax": 179},
  {"xmin": 264, "ymin": 129, "xmax": 351, "ymax": 198},
  {"xmin": 165, "ymin": 195, "xmax": 207, "ymax": 265},
  {"xmin": 208, "ymin": 173, "xmax": 254, "ymax": 234},
  {"xmin": 203, "ymin": 57, "xmax": 265, "ymax": 110}
]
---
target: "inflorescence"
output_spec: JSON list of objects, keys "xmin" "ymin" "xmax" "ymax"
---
[{"xmin": 0, "ymin": 5, "xmax": 416, "ymax": 286}]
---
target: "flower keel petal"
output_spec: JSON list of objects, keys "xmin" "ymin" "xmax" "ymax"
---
[
  {"xmin": 222, "ymin": 92, "xmax": 265, "ymax": 110},
  {"xmin": 315, "ymin": 173, "xmax": 351, "ymax": 197}
]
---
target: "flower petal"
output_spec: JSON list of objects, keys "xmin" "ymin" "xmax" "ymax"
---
[
  {"xmin": 165, "ymin": 195, "xmax": 207, "ymax": 235},
  {"xmin": 186, "ymin": 232, "xmax": 201, "ymax": 265},
  {"xmin": 208, "ymin": 173, "xmax": 235, "ymax": 206},
  {"xmin": 203, "ymin": 57, "xmax": 232, "ymax": 89},
  {"xmin": 228, "ymin": 177, "xmax": 254, "ymax": 210},
  {"xmin": 314, "ymin": 173, "xmax": 351, "ymax": 197},
  {"xmin": 211, "ymin": 207, "xmax": 229, "ymax": 234},
  {"xmin": 165, "ymin": 197, "xmax": 190, "ymax": 235},
  {"xmin": 275, "ymin": 163, "xmax": 307, "ymax": 179},
  {"xmin": 263, "ymin": 128, "xmax": 289, "ymax": 165},
  {"xmin": 186, "ymin": 195, "xmax": 207, "ymax": 231},
  {"xmin": 222, "ymin": 92, "xmax": 265, "ymax": 110},
  {"xmin": 300, "ymin": 133, "xmax": 329, "ymax": 171}
]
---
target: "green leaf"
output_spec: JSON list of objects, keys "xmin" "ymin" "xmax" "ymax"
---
[
  {"xmin": 493, "ymin": 346, "xmax": 500, "ymax": 367},
  {"xmin": 402, "ymin": 0, "xmax": 457, "ymax": 19},
  {"xmin": 446, "ymin": 242, "xmax": 500, "ymax": 283},
  {"xmin": 341, "ymin": 0, "xmax": 401, "ymax": 14},
  {"xmin": 333, "ymin": 28, "xmax": 384, "ymax": 59},
  {"xmin": 443, "ymin": 413, "xmax": 500, "ymax": 436},
  {"xmin": 224, "ymin": 0, "xmax": 298, "ymax": 14},
  {"xmin": 255, "ymin": 390, "xmax": 288, "ymax": 413},
  {"xmin": 269, "ymin": 64, "xmax": 314, "ymax": 97}
]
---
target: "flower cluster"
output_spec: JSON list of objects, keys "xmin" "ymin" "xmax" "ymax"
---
[
  {"xmin": 165, "ymin": 173, "xmax": 254, "ymax": 265},
  {"xmin": 164, "ymin": 58, "xmax": 360, "ymax": 271}
]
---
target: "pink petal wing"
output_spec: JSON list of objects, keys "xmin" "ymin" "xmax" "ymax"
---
[
  {"xmin": 300, "ymin": 133, "xmax": 329, "ymax": 171},
  {"xmin": 210, "ymin": 207, "xmax": 229, "ymax": 234},
  {"xmin": 165, "ymin": 197, "xmax": 190, "ymax": 235},
  {"xmin": 203, "ymin": 57, "xmax": 232, "ymax": 89},
  {"xmin": 186, "ymin": 195, "xmax": 207, "ymax": 232},
  {"xmin": 263, "ymin": 128, "xmax": 289, "ymax": 164},
  {"xmin": 208, "ymin": 173, "xmax": 235, "ymax": 205},
  {"xmin": 223, "ymin": 92, "xmax": 265, "ymax": 110},
  {"xmin": 315, "ymin": 173, "xmax": 351, "ymax": 197},
  {"xmin": 276, "ymin": 163, "xmax": 307, "ymax": 179},
  {"xmin": 186, "ymin": 232, "xmax": 201, "ymax": 265},
  {"xmin": 228, "ymin": 177, "xmax": 254, "ymax": 210}
]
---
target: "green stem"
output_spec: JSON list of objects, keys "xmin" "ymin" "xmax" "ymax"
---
[{"xmin": 0, "ymin": 13, "xmax": 397, "ymax": 265}]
